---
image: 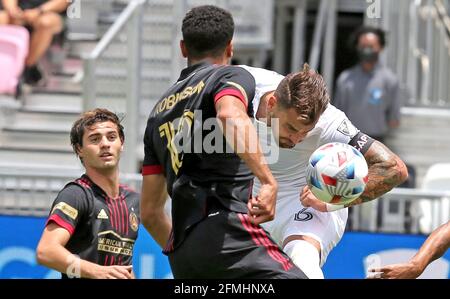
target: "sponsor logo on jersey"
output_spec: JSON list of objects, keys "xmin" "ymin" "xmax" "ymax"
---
[
  {"xmin": 129, "ymin": 212, "xmax": 139, "ymax": 232},
  {"xmin": 97, "ymin": 209, "xmax": 109, "ymax": 219},
  {"xmin": 51, "ymin": 202, "xmax": 78, "ymax": 220}
]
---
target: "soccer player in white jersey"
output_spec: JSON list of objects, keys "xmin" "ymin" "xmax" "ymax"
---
[{"xmin": 241, "ymin": 64, "xmax": 408, "ymax": 278}]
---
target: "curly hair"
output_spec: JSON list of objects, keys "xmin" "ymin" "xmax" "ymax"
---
[
  {"xmin": 182, "ymin": 5, "xmax": 234, "ymax": 59},
  {"xmin": 274, "ymin": 64, "xmax": 329, "ymax": 125}
]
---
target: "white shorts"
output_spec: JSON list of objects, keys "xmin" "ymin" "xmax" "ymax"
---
[{"xmin": 261, "ymin": 193, "xmax": 348, "ymax": 267}]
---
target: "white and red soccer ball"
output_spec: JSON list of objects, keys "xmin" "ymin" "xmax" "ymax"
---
[{"xmin": 306, "ymin": 142, "xmax": 369, "ymax": 206}]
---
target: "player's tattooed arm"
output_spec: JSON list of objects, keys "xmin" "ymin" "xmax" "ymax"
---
[{"xmin": 345, "ymin": 141, "xmax": 408, "ymax": 208}]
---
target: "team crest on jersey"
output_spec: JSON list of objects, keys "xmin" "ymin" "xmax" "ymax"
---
[
  {"xmin": 337, "ymin": 119, "xmax": 357, "ymax": 137},
  {"xmin": 129, "ymin": 212, "xmax": 139, "ymax": 231},
  {"xmin": 97, "ymin": 209, "xmax": 109, "ymax": 219}
]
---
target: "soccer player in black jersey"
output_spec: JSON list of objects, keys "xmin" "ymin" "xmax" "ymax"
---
[
  {"xmin": 36, "ymin": 109, "xmax": 140, "ymax": 279},
  {"xmin": 140, "ymin": 5, "xmax": 307, "ymax": 279}
]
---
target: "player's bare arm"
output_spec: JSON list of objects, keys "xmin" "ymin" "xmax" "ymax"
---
[
  {"xmin": 302, "ymin": 140, "xmax": 408, "ymax": 212},
  {"xmin": 345, "ymin": 140, "xmax": 408, "ymax": 207},
  {"xmin": 369, "ymin": 221, "xmax": 450, "ymax": 279},
  {"xmin": 36, "ymin": 223, "xmax": 133, "ymax": 279},
  {"xmin": 215, "ymin": 95, "xmax": 278, "ymax": 225},
  {"xmin": 141, "ymin": 174, "xmax": 171, "ymax": 248}
]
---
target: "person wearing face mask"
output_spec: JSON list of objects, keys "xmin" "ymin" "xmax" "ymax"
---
[{"xmin": 333, "ymin": 26, "xmax": 402, "ymax": 143}]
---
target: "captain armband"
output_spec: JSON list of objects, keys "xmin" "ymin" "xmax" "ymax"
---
[{"xmin": 348, "ymin": 132, "xmax": 375, "ymax": 155}]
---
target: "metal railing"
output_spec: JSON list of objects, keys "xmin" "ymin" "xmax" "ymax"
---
[
  {"xmin": 366, "ymin": 0, "xmax": 450, "ymax": 107},
  {"xmin": 0, "ymin": 168, "xmax": 143, "ymax": 217},
  {"xmin": 82, "ymin": 0, "xmax": 145, "ymax": 173},
  {"xmin": 349, "ymin": 187, "xmax": 450, "ymax": 234}
]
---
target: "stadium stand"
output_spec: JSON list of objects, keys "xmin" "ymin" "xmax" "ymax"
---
[{"xmin": 0, "ymin": 0, "xmax": 449, "ymax": 235}]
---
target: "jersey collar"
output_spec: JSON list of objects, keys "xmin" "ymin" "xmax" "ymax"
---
[{"xmin": 178, "ymin": 61, "xmax": 212, "ymax": 81}]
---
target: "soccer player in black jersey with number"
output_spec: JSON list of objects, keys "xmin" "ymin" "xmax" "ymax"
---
[
  {"xmin": 36, "ymin": 109, "xmax": 140, "ymax": 279},
  {"xmin": 140, "ymin": 5, "xmax": 307, "ymax": 279}
]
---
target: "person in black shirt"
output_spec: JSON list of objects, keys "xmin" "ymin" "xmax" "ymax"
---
[
  {"xmin": 36, "ymin": 109, "xmax": 140, "ymax": 279},
  {"xmin": 141, "ymin": 5, "xmax": 306, "ymax": 279}
]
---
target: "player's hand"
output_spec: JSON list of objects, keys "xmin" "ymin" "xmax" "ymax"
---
[
  {"xmin": 367, "ymin": 263, "xmax": 422, "ymax": 279},
  {"xmin": 247, "ymin": 181, "xmax": 277, "ymax": 225},
  {"xmin": 300, "ymin": 186, "xmax": 328, "ymax": 212},
  {"xmin": 94, "ymin": 265, "xmax": 134, "ymax": 279}
]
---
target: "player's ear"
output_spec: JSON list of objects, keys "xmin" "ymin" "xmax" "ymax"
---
[
  {"xmin": 225, "ymin": 40, "xmax": 233, "ymax": 59},
  {"xmin": 180, "ymin": 40, "xmax": 188, "ymax": 58},
  {"xmin": 76, "ymin": 145, "xmax": 83, "ymax": 158},
  {"xmin": 267, "ymin": 94, "xmax": 278, "ymax": 111}
]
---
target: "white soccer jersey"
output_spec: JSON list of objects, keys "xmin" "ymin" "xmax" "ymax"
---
[{"xmin": 241, "ymin": 65, "xmax": 360, "ymax": 265}]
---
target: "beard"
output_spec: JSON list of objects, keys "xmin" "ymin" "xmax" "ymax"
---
[{"xmin": 278, "ymin": 138, "xmax": 295, "ymax": 149}]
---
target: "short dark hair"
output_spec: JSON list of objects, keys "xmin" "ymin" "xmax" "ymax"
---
[
  {"xmin": 182, "ymin": 5, "xmax": 234, "ymax": 59},
  {"xmin": 274, "ymin": 64, "xmax": 329, "ymax": 125},
  {"xmin": 70, "ymin": 108, "xmax": 124, "ymax": 158},
  {"xmin": 349, "ymin": 26, "xmax": 386, "ymax": 49}
]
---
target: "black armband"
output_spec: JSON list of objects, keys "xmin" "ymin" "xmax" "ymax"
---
[{"xmin": 349, "ymin": 132, "xmax": 375, "ymax": 155}]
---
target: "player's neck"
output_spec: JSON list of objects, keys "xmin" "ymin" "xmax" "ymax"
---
[
  {"xmin": 187, "ymin": 56, "xmax": 230, "ymax": 67},
  {"xmin": 85, "ymin": 168, "xmax": 120, "ymax": 198},
  {"xmin": 255, "ymin": 91, "xmax": 274, "ymax": 122}
]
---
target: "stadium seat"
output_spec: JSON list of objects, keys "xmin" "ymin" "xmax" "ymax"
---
[
  {"xmin": 0, "ymin": 25, "xmax": 29, "ymax": 95},
  {"xmin": 417, "ymin": 163, "xmax": 450, "ymax": 233}
]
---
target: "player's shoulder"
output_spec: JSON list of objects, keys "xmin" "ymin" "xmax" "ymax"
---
[
  {"xmin": 214, "ymin": 64, "xmax": 254, "ymax": 77},
  {"xmin": 59, "ymin": 181, "xmax": 88, "ymax": 197},
  {"xmin": 314, "ymin": 104, "xmax": 359, "ymax": 138},
  {"xmin": 238, "ymin": 65, "xmax": 284, "ymax": 82},
  {"xmin": 53, "ymin": 179, "xmax": 93, "ymax": 209},
  {"xmin": 318, "ymin": 104, "xmax": 347, "ymax": 125}
]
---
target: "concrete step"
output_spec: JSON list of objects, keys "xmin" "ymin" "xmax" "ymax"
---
[
  {"xmin": 13, "ymin": 108, "xmax": 79, "ymax": 129},
  {"xmin": 23, "ymin": 93, "xmax": 82, "ymax": 113},
  {"xmin": 0, "ymin": 127, "xmax": 71, "ymax": 151},
  {"xmin": 0, "ymin": 146, "xmax": 78, "ymax": 169},
  {"xmin": 31, "ymin": 75, "xmax": 82, "ymax": 95}
]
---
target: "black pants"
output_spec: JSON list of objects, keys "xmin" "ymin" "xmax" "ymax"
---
[{"xmin": 168, "ymin": 206, "xmax": 308, "ymax": 279}]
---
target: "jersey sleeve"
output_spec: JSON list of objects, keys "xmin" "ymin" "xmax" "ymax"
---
[
  {"xmin": 142, "ymin": 116, "xmax": 163, "ymax": 176},
  {"xmin": 46, "ymin": 184, "xmax": 90, "ymax": 235},
  {"xmin": 318, "ymin": 104, "xmax": 360, "ymax": 145},
  {"xmin": 212, "ymin": 66, "xmax": 256, "ymax": 113}
]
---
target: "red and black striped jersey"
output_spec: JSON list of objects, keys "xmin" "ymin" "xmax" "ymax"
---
[{"xmin": 46, "ymin": 175, "xmax": 140, "ymax": 278}]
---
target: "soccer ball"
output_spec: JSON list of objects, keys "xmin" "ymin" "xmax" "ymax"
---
[{"xmin": 306, "ymin": 142, "xmax": 369, "ymax": 205}]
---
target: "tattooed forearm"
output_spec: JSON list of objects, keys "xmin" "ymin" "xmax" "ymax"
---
[{"xmin": 345, "ymin": 141, "xmax": 408, "ymax": 208}]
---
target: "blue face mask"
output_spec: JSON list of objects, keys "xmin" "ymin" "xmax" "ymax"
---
[{"xmin": 357, "ymin": 47, "xmax": 379, "ymax": 63}]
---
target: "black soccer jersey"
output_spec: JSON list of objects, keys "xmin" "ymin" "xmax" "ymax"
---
[
  {"xmin": 142, "ymin": 62, "xmax": 256, "ymax": 251},
  {"xmin": 46, "ymin": 175, "xmax": 140, "ymax": 278},
  {"xmin": 142, "ymin": 62, "xmax": 256, "ymax": 191}
]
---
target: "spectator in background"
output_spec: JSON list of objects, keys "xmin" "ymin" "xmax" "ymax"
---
[
  {"xmin": 333, "ymin": 26, "xmax": 402, "ymax": 143},
  {"xmin": 0, "ymin": 0, "xmax": 68, "ymax": 85}
]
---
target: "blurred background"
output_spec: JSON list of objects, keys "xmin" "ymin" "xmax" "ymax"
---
[{"xmin": 0, "ymin": 0, "xmax": 449, "ymax": 278}]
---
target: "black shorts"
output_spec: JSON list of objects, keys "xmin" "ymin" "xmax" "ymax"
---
[{"xmin": 168, "ymin": 205, "xmax": 308, "ymax": 279}]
